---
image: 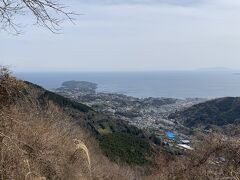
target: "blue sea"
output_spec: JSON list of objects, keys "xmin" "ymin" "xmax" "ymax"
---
[{"xmin": 15, "ymin": 71, "xmax": 240, "ymax": 99}]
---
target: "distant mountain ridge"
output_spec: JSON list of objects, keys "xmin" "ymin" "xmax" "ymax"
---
[{"xmin": 169, "ymin": 97, "xmax": 240, "ymax": 128}]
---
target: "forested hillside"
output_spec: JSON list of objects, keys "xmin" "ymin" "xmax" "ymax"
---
[{"xmin": 170, "ymin": 97, "xmax": 240, "ymax": 128}]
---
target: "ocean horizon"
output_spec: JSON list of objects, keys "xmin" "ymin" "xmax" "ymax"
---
[{"xmin": 15, "ymin": 71, "xmax": 240, "ymax": 99}]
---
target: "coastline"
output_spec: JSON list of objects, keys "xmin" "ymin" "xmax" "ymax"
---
[
  {"xmin": 55, "ymin": 81, "xmax": 208, "ymax": 133},
  {"xmin": 15, "ymin": 71, "xmax": 240, "ymax": 99}
]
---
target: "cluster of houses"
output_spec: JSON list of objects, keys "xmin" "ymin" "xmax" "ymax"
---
[
  {"xmin": 153, "ymin": 131, "xmax": 194, "ymax": 151},
  {"xmin": 166, "ymin": 131, "xmax": 194, "ymax": 150}
]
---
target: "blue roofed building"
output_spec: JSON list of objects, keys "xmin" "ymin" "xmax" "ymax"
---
[{"xmin": 165, "ymin": 131, "xmax": 175, "ymax": 140}]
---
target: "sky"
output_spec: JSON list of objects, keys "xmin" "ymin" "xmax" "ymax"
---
[{"xmin": 1, "ymin": 0, "xmax": 240, "ymax": 72}]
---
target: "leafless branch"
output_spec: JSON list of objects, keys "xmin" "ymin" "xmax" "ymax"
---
[{"xmin": 0, "ymin": 0, "xmax": 77, "ymax": 34}]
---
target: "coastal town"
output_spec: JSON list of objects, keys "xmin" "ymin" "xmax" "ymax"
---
[{"xmin": 55, "ymin": 81, "xmax": 207, "ymax": 151}]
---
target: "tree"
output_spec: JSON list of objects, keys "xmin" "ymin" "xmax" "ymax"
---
[{"xmin": 0, "ymin": 0, "xmax": 76, "ymax": 34}]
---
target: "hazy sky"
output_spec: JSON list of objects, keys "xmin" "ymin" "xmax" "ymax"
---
[{"xmin": 1, "ymin": 0, "xmax": 240, "ymax": 72}]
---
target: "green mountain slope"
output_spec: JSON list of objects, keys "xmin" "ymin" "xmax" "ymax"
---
[{"xmin": 169, "ymin": 97, "xmax": 240, "ymax": 128}]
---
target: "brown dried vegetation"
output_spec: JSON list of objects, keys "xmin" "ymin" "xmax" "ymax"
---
[
  {"xmin": 0, "ymin": 66, "xmax": 239, "ymax": 180},
  {"xmin": 0, "ymin": 67, "xmax": 138, "ymax": 180},
  {"xmin": 145, "ymin": 133, "xmax": 240, "ymax": 180}
]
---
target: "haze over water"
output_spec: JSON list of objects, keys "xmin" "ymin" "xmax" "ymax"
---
[{"xmin": 16, "ymin": 71, "xmax": 240, "ymax": 99}]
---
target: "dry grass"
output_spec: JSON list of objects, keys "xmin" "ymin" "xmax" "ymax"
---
[
  {"xmin": 144, "ymin": 133, "xmax": 240, "ymax": 180},
  {"xmin": 0, "ymin": 104, "xmax": 91, "ymax": 179},
  {"xmin": 0, "ymin": 99, "xmax": 138, "ymax": 180},
  {"xmin": 0, "ymin": 67, "xmax": 139, "ymax": 180},
  {"xmin": 0, "ymin": 66, "xmax": 26, "ymax": 107},
  {"xmin": 1, "ymin": 66, "xmax": 239, "ymax": 180}
]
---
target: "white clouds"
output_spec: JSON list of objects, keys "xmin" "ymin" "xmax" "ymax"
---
[
  {"xmin": 74, "ymin": 0, "xmax": 204, "ymax": 6},
  {"xmin": 1, "ymin": 0, "xmax": 240, "ymax": 71}
]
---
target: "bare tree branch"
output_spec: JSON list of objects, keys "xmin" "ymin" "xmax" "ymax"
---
[{"xmin": 0, "ymin": 0, "xmax": 77, "ymax": 34}]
